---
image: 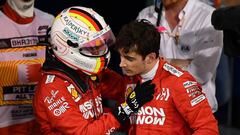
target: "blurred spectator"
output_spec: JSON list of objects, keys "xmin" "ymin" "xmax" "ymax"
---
[
  {"xmin": 200, "ymin": 0, "xmax": 231, "ymax": 107},
  {"xmin": 0, "ymin": 0, "xmax": 54, "ymax": 134}
]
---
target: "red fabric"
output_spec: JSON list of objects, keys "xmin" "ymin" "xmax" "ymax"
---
[
  {"xmin": 98, "ymin": 69, "xmax": 125, "ymax": 103},
  {"xmin": 124, "ymin": 60, "xmax": 219, "ymax": 135},
  {"xmin": 2, "ymin": 3, "xmax": 34, "ymax": 24},
  {"xmin": 33, "ymin": 69, "xmax": 124, "ymax": 135}
]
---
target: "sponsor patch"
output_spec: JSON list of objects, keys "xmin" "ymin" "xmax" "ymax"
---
[
  {"xmin": 125, "ymin": 84, "xmax": 136, "ymax": 99},
  {"xmin": 45, "ymin": 75, "xmax": 55, "ymax": 84},
  {"xmin": 79, "ymin": 96, "xmax": 103, "ymax": 119},
  {"xmin": 53, "ymin": 102, "xmax": 70, "ymax": 116},
  {"xmin": 183, "ymin": 81, "xmax": 197, "ymax": 88},
  {"xmin": 130, "ymin": 106, "xmax": 166, "ymax": 125},
  {"xmin": 156, "ymin": 88, "xmax": 170, "ymax": 101},
  {"xmin": 186, "ymin": 85, "xmax": 199, "ymax": 93},
  {"xmin": 185, "ymin": 84, "xmax": 202, "ymax": 98},
  {"xmin": 44, "ymin": 90, "xmax": 59, "ymax": 104},
  {"xmin": 47, "ymin": 96, "xmax": 67, "ymax": 111},
  {"xmin": 67, "ymin": 84, "xmax": 81, "ymax": 102},
  {"xmin": 121, "ymin": 102, "xmax": 133, "ymax": 116},
  {"xmin": 163, "ymin": 63, "xmax": 183, "ymax": 77},
  {"xmin": 63, "ymin": 16, "xmax": 90, "ymax": 37},
  {"xmin": 63, "ymin": 27, "xmax": 79, "ymax": 41},
  {"xmin": 188, "ymin": 90, "xmax": 201, "ymax": 98},
  {"xmin": 190, "ymin": 94, "xmax": 205, "ymax": 106}
]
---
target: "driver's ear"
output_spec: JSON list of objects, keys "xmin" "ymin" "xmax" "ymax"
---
[{"xmin": 145, "ymin": 52, "xmax": 157, "ymax": 64}]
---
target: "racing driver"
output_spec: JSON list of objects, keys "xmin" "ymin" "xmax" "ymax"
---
[
  {"xmin": 33, "ymin": 6, "xmax": 155, "ymax": 135},
  {"xmin": 115, "ymin": 20, "xmax": 219, "ymax": 135}
]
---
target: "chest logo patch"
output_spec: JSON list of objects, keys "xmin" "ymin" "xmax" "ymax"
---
[
  {"xmin": 67, "ymin": 84, "xmax": 81, "ymax": 102},
  {"xmin": 156, "ymin": 88, "xmax": 170, "ymax": 101}
]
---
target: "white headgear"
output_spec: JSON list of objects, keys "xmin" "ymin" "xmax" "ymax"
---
[
  {"xmin": 7, "ymin": 0, "xmax": 35, "ymax": 18},
  {"xmin": 50, "ymin": 6, "xmax": 115, "ymax": 75}
]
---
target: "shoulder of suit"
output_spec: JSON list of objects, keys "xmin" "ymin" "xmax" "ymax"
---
[
  {"xmin": 163, "ymin": 63, "xmax": 184, "ymax": 77},
  {"xmin": 44, "ymin": 74, "xmax": 56, "ymax": 84}
]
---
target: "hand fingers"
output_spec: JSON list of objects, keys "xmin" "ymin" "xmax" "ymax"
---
[
  {"xmin": 141, "ymin": 80, "xmax": 152, "ymax": 87},
  {"xmin": 137, "ymin": 83, "xmax": 155, "ymax": 96},
  {"xmin": 140, "ymin": 95, "xmax": 154, "ymax": 105}
]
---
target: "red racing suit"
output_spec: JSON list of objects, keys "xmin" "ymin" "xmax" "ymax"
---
[
  {"xmin": 33, "ymin": 68, "xmax": 125, "ymax": 135},
  {"xmin": 124, "ymin": 60, "xmax": 219, "ymax": 135}
]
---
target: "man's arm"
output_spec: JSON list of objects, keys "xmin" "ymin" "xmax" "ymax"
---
[
  {"xmin": 172, "ymin": 74, "xmax": 219, "ymax": 135},
  {"xmin": 33, "ymin": 76, "xmax": 121, "ymax": 135}
]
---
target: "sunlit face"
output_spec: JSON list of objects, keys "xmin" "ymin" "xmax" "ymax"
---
[{"xmin": 118, "ymin": 49, "xmax": 148, "ymax": 76}]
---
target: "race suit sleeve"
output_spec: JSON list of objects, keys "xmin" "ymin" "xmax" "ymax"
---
[
  {"xmin": 171, "ymin": 73, "xmax": 219, "ymax": 135},
  {"xmin": 100, "ymin": 69, "xmax": 125, "ymax": 105},
  {"xmin": 33, "ymin": 75, "xmax": 120, "ymax": 135}
]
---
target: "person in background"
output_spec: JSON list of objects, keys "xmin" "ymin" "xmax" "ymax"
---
[
  {"xmin": 115, "ymin": 19, "xmax": 219, "ymax": 135},
  {"xmin": 33, "ymin": 6, "xmax": 155, "ymax": 134},
  {"xmin": 200, "ymin": 0, "xmax": 233, "ymax": 125},
  {"xmin": 137, "ymin": 0, "xmax": 223, "ymax": 113},
  {"xmin": 0, "ymin": 0, "xmax": 54, "ymax": 134}
]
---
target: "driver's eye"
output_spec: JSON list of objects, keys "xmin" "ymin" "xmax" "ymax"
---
[{"xmin": 79, "ymin": 45, "xmax": 107, "ymax": 56}]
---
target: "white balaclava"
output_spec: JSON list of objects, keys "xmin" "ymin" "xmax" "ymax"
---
[{"xmin": 7, "ymin": 0, "xmax": 35, "ymax": 18}]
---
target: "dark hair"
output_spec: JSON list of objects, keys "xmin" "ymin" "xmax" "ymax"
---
[{"xmin": 115, "ymin": 19, "xmax": 160, "ymax": 59}]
